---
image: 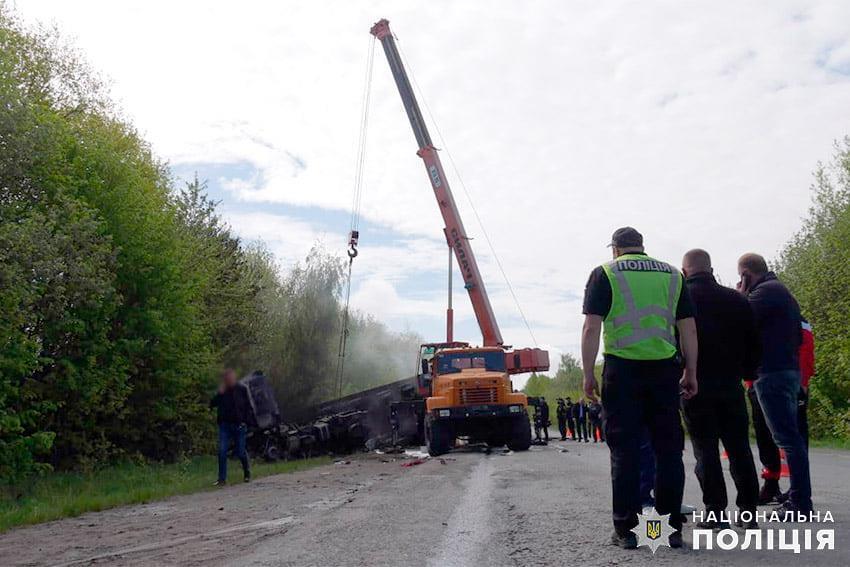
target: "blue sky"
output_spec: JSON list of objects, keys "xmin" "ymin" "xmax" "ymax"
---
[
  {"xmin": 170, "ymin": 159, "xmax": 494, "ymax": 345},
  {"xmin": 18, "ymin": 1, "xmax": 850, "ymax": 383}
]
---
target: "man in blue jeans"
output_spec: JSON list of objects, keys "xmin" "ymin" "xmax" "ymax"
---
[
  {"xmin": 210, "ymin": 369, "xmax": 251, "ymax": 485},
  {"xmin": 738, "ymin": 253, "xmax": 812, "ymax": 515}
]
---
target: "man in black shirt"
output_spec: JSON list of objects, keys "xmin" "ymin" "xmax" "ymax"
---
[
  {"xmin": 588, "ymin": 400, "xmax": 604, "ymax": 442},
  {"xmin": 565, "ymin": 397, "xmax": 576, "ymax": 440},
  {"xmin": 572, "ymin": 399, "xmax": 588, "ymax": 442},
  {"xmin": 581, "ymin": 227, "xmax": 698, "ymax": 549},
  {"xmin": 210, "ymin": 369, "xmax": 252, "ymax": 485},
  {"xmin": 539, "ymin": 397, "xmax": 551, "ymax": 441},
  {"xmin": 556, "ymin": 398, "xmax": 568, "ymax": 440},
  {"xmin": 681, "ymin": 249, "xmax": 760, "ymax": 528}
]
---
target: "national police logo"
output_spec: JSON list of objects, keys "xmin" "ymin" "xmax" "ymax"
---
[
  {"xmin": 632, "ymin": 509, "xmax": 675, "ymax": 553},
  {"xmin": 646, "ymin": 519, "xmax": 662, "ymax": 540}
]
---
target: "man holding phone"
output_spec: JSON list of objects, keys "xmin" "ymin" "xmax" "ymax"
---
[
  {"xmin": 738, "ymin": 253, "xmax": 812, "ymax": 516},
  {"xmin": 581, "ymin": 227, "xmax": 698, "ymax": 549}
]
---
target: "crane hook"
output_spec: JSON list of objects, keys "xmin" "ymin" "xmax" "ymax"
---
[{"xmin": 347, "ymin": 230, "xmax": 359, "ymax": 259}]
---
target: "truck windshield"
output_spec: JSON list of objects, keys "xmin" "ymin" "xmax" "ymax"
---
[{"xmin": 436, "ymin": 351, "xmax": 505, "ymax": 374}]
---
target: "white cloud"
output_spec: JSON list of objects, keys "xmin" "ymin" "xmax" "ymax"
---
[
  {"xmin": 224, "ymin": 210, "xmax": 331, "ymax": 268},
  {"xmin": 17, "ymin": 0, "xmax": 850, "ymax": 364}
]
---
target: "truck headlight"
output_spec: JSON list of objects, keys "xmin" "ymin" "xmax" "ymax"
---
[
  {"xmin": 438, "ymin": 409, "xmax": 451, "ymax": 417},
  {"xmin": 509, "ymin": 405, "xmax": 522, "ymax": 413}
]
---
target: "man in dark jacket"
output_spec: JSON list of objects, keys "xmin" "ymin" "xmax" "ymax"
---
[
  {"xmin": 738, "ymin": 253, "xmax": 811, "ymax": 515},
  {"xmin": 210, "ymin": 368, "xmax": 251, "ymax": 485},
  {"xmin": 565, "ymin": 397, "xmax": 576, "ymax": 440},
  {"xmin": 539, "ymin": 397, "xmax": 551, "ymax": 441},
  {"xmin": 572, "ymin": 399, "xmax": 588, "ymax": 442},
  {"xmin": 746, "ymin": 318, "xmax": 815, "ymax": 504},
  {"xmin": 681, "ymin": 249, "xmax": 760, "ymax": 527},
  {"xmin": 588, "ymin": 401, "xmax": 604, "ymax": 442},
  {"xmin": 556, "ymin": 398, "xmax": 569, "ymax": 440}
]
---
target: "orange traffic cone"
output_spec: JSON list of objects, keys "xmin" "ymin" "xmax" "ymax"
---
[{"xmin": 779, "ymin": 449, "xmax": 790, "ymax": 477}]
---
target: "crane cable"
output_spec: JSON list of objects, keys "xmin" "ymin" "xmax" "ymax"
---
[
  {"xmin": 396, "ymin": 42, "xmax": 540, "ymax": 347},
  {"xmin": 335, "ymin": 35, "xmax": 376, "ymax": 399}
]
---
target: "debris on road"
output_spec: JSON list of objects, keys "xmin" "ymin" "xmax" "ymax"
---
[{"xmin": 403, "ymin": 448, "xmax": 430, "ymax": 459}]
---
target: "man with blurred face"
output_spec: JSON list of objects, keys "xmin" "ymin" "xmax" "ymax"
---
[
  {"xmin": 681, "ymin": 249, "xmax": 760, "ymax": 528},
  {"xmin": 210, "ymin": 369, "xmax": 251, "ymax": 485},
  {"xmin": 738, "ymin": 253, "xmax": 812, "ymax": 516},
  {"xmin": 581, "ymin": 227, "xmax": 698, "ymax": 549}
]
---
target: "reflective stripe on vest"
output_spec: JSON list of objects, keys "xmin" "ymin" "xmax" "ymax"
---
[{"xmin": 601, "ymin": 255, "xmax": 681, "ymax": 359}]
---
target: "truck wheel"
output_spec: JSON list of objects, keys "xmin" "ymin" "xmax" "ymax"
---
[
  {"xmin": 506, "ymin": 415, "xmax": 532, "ymax": 452},
  {"xmin": 264, "ymin": 444, "xmax": 281, "ymax": 462},
  {"xmin": 425, "ymin": 415, "xmax": 452, "ymax": 456}
]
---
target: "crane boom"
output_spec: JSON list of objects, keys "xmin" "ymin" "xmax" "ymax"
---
[{"xmin": 370, "ymin": 18, "xmax": 503, "ymax": 347}]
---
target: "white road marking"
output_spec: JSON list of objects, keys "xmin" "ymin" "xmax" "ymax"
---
[{"xmin": 428, "ymin": 458, "xmax": 495, "ymax": 567}]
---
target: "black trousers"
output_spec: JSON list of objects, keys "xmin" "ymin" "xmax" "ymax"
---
[
  {"xmin": 575, "ymin": 418, "xmax": 587, "ymax": 441},
  {"xmin": 590, "ymin": 419, "xmax": 604, "ymax": 442},
  {"xmin": 566, "ymin": 418, "xmax": 576, "ymax": 439},
  {"xmin": 602, "ymin": 356, "xmax": 685, "ymax": 532},
  {"xmin": 683, "ymin": 385, "xmax": 759, "ymax": 513},
  {"xmin": 748, "ymin": 385, "xmax": 809, "ymax": 479},
  {"xmin": 557, "ymin": 417, "xmax": 567, "ymax": 438}
]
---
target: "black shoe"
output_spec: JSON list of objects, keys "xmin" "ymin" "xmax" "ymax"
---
[
  {"xmin": 669, "ymin": 531, "xmax": 684, "ymax": 549},
  {"xmin": 244, "ymin": 475, "xmax": 251, "ymax": 483},
  {"xmin": 214, "ymin": 480, "xmax": 226, "ymax": 487},
  {"xmin": 776, "ymin": 490, "xmax": 790, "ymax": 504},
  {"xmin": 611, "ymin": 530, "xmax": 638, "ymax": 549},
  {"xmin": 758, "ymin": 479, "xmax": 780, "ymax": 505},
  {"xmin": 735, "ymin": 518, "xmax": 759, "ymax": 529},
  {"xmin": 695, "ymin": 519, "xmax": 730, "ymax": 530},
  {"xmin": 772, "ymin": 500, "xmax": 812, "ymax": 522},
  {"xmin": 734, "ymin": 509, "xmax": 759, "ymax": 529}
]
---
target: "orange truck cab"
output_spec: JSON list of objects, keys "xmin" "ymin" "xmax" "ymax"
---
[{"xmin": 417, "ymin": 343, "xmax": 532, "ymax": 455}]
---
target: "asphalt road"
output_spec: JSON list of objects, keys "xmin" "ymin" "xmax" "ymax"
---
[{"xmin": 1, "ymin": 442, "xmax": 848, "ymax": 566}]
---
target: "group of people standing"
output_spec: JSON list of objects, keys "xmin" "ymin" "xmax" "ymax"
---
[
  {"xmin": 531, "ymin": 397, "xmax": 604, "ymax": 443},
  {"xmin": 581, "ymin": 227, "xmax": 813, "ymax": 550},
  {"xmin": 555, "ymin": 397, "xmax": 604, "ymax": 442}
]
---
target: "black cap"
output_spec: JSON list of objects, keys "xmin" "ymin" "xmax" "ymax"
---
[{"xmin": 609, "ymin": 226, "xmax": 643, "ymax": 248}]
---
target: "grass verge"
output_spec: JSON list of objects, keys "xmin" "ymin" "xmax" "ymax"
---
[
  {"xmin": 0, "ymin": 456, "xmax": 330, "ymax": 533},
  {"xmin": 809, "ymin": 437, "xmax": 850, "ymax": 450}
]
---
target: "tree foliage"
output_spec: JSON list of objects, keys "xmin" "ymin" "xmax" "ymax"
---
[
  {"xmin": 777, "ymin": 137, "xmax": 850, "ymax": 439},
  {"xmin": 523, "ymin": 354, "xmax": 587, "ymax": 402},
  {"xmin": 0, "ymin": 6, "xmax": 420, "ymax": 483}
]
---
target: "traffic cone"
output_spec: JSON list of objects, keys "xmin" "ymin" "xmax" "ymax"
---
[{"xmin": 779, "ymin": 449, "xmax": 790, "ymax": 477}]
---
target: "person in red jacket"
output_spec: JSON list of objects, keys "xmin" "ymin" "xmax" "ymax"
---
[
  {"xmin": 797, "ymin": 319, "xmax": 815, "ymax": 445},
  {"xmin": 746, "ymin": 318, "xmax": 814, "ymax": 503}
]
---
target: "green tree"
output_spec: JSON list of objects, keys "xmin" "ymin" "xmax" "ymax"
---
[
  {"xmin": 777, "ymin": 137, "xmax": 850, "ymax": 439},
  {"xmin": 522, "ymin": 353, "xmax": 586, "ymax": 402},
  {"xmin": 0, "ymin": 3, "xmax": 437, "ymax": 484}
]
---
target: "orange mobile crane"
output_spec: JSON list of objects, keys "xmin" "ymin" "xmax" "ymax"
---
[{"xmin": 370, "ymin": 19, "xmax": 549, "ymax": 455}]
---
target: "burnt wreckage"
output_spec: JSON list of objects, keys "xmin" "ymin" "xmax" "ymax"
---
[{"xmin": 240, "ymin": 371, "xmax": 424, "ymax": 461}]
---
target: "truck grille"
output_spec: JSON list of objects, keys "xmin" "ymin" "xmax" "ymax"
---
[{"xmin": 460, "ymin": 387, "xmax": 498, "ymax": 405}]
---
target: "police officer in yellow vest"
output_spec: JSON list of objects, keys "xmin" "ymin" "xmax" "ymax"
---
[{"xmin": 581, "ymin": 227, "xmax": 699, "ymax": 549}]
